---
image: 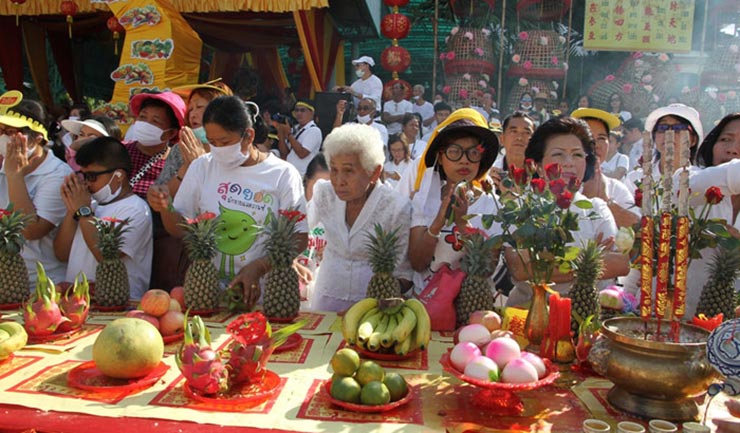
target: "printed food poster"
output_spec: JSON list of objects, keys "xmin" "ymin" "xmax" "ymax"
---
[{"xmin": 107, "ymin": 0, "xmax": 202, "ymax": 125}]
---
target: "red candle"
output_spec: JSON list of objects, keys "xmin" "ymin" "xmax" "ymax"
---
[
  {"xmin": 559, "ymin": 297, "xmax": 572, "ymax": 338},
  {"xmin": 639, "ymin": 216, "xmax": 654, "ymax": 319},
  {"xmin": 655, "ymin": 212, "xmax": 672, "ymax": 319}
]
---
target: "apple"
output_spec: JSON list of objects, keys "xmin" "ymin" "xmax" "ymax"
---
[
  {"xmin": 170, "ymin": 286, "xmax": 185, "ymax": 310},
  {"xmin": 469, "ymin": 310, "xmax": 502, "ymax": 332}
]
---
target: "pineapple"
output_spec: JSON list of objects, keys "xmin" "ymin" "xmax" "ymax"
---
[
  {"xmin": 0, "ymin": 206, "xmax": 31, "ymax": 305},
  {"xmin": 262, "ymin": 209, "xmax": 302, "ymax": 318},
  {"xmin": 92, "ymin": 217, "xmax": 130, "ymax": 307},
  {"xmin": 568, "ymin": 241, "xmax": 605, "ymax": 334},
  {"xmin": 696, "ymin": 247, "xmax": 740, "ymax": 320},
  {"xmin": 454, "ymin": 231, "xmax": 497, "ymax": 327},
  {"xmin": 365, "ymin": 224, "xmax": 402, "ymax": 300},
  {"xmin": 182, "ymin": 213, "xmax": 221, "ymax": 311}
]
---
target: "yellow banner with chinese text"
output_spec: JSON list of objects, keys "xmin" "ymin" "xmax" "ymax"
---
[{"xmin": 583, "ymin": 0, "xmax": 694, "ymax": 52}]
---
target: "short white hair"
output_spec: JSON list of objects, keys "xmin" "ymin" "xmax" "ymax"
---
[{"xmin": 323, "ymin": 123, "xmax": 385, "ymax": 173}]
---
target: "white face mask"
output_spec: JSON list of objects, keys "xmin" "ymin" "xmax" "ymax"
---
[
  {"xmin": 355, "ymin": 69, "xmax": 364, "ymax": 78},
  {"xmin": 131, "ymin": 120, "xmax": 167, "ymax": 146},
  {"xmin": 92, "ymin": 171, "xmax": 122, "ymax": 205},
  {"xmin": 0, "ymin": 134, "xmax": 36, "ymax": 159},
  {"xmin": 68, "ymin": 116, "xmax": 80, "ymax": 121},
  {"xmin": 433, "ymin": 98, "xmax": 443, "ymax": 105},
  {"xmin": 210, "ymin": 138, "xmax": 248, "ymax": 168},
  {"xmin": 412, "ymin": 95, "xmax": 420, "ymax": 101},
  {"xmin": 191, "ymin": 127, "xmax": 208, "ymax": 144},
  {"xmin": 357, "ymin": 114, "xmax": 372, "ymax": 124}
]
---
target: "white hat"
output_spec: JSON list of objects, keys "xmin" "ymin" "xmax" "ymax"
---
[
  {"xmin": 645, "ymin": 103, "xmax": 703, "ymax": 141},
  {"xmin": 351, "ymin": 56, "xmax": 375, "ymax": 67},
  {"xmin": 61, "ymin": 119, "xmax": 109, "ymax": 138}
]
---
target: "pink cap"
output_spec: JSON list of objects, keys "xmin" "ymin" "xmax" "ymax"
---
[{"xmin": 129, "ymin": 91, "xmax": 186, "ymax": 128}]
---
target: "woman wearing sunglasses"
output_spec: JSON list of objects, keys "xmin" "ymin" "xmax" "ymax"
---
[{"xmin": 0, "ymin": 97, "xmax": 74, "ymax": 295}]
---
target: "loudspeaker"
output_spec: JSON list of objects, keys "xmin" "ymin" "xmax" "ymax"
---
[{"xmin": 314, "ymin": 92, "xmax": 353, "ymax": 139}]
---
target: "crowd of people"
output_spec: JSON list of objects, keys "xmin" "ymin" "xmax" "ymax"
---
[{"xmin": 1, "ymin": 53, "xmax": 740, "ymax": 323}]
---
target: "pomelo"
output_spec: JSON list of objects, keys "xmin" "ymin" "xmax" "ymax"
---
[{"xmin": 92, "ymin": 318, "xmax": 164, "ymax": 379}]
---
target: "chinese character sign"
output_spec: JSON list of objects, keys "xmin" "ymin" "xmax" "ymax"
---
[{"xmin": 584, "ymin": 0, "xmax": 694, "ymax": 52}]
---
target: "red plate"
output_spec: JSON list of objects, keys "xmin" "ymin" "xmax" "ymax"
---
[
  {"xmin": 27, "ymin": 328, "xmax": 78, "ymax": 344},
  {"xmin": 184, "ymin": 369, "xmax": 281, "ymax": 409},
  {"xmin": 0, "ymin": 303, "xmax": 21, "ymax": 310},
  {"xmin": 67, "ymin": 361, "xmax": 169, "ymax": 393},
  {"xmin": 322, "ymin": 379, "xmax": 414, "ymax": 413},
  {"xmin": 355, "ymin": 345, "xmax": 420, "ymax": 361},
  {"xmin": 162, "ymin": 332, "xmax": 184, "ymax": 344},
  {"xmin": 273, "ymin": 333, "xmax": 302, "ymax": 353},
  {"xmin": 267, "ymin": 315, "xmax": 298, "ymax": 324},
  {"xmin": 439, "ymin": 351, "xmax": 559, "ymax": 390}
]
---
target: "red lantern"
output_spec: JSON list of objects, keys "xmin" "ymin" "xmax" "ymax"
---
[
  {"xmin": 381, "ymin": 13, "xmax": 411, "ymax": 41},
  {"xmin": 60, "ymin": 1, "xmax": 78, "ymax": 39},
  {"xmin": 381, "ymin": 46, "xmax": 411, "ymax": 74},
  {"xmin": 11, "ymin": 0, "xmax": 26, "ymax": 26},
  {"xmin": 106, "ymin": 16, "xmax": 125, "ymax": 55},
  {"xmin": 383, "ymin": 0, "xmax": 410, "ymax": 6}
]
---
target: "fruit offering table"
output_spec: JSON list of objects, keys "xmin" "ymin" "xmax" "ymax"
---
[{"xmin": 0, "ymin": 308, "xmax": 731, "ymax": 433}]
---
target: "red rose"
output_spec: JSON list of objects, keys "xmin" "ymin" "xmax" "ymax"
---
[
  {"xmin": 704, "ymin": 186, "xmax": 724, "ymax": 205},
  {"xmin": 0, "ymin": 209, "xmax": 10, "ymax": 218},
  {"xmin": 279, "ymin": 209, "xmax": 306, "ymax": 222},
  {"xmin": 195, "ymin": 211, "xmax": 217, "ymax": 222},
  {"xmin": 549, "ymin": 178, "xmax": 567, "ymax": 195},
  {"xmin": 567, "ymin": 177, "xmax": 582, "ymax": 193},
  {"xmin": 510, "ymin": 166, "xmax": 528, "ymax": 186},
  {"xmin": 530, "ymin": 178, "xmax": 546, "ymax": 194},
  {"xmin": 634, "ymin": 189, "xmax": 643, "ymax": 207},
  {"xmin": 544, "ymin": 163, "xmax": 561, "ymax": 180},
  {"xmin": 525, "ymin": 158, "xmax": 537, "ymax": 175},
  {"xmin": 556, "ymin": 190, "xmax": 573, "ymax": 209}
]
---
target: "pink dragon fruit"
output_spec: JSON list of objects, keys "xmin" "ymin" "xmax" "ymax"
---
[
  {"xmin": 176, "ymin": 314, "xmax": 228, "ymax": 395},
  {"xmin": 23, "ymin": 263, "xmax": 69, "ymax": 337},
  {"xmin": 58, "ymin": 273, "xmax": 91, "ymax": 332}
]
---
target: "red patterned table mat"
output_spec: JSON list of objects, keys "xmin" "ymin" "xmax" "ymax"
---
[
  {"xmin": 270, "ymin": 337, "xmax": 313, "ymax": 364},
  {"xmin": 271, "ymin": 312, "xmax": 325, "ymax": 331},
  {"xmin": 25, "ymin": 324, "xmax": 103, "ymax": 347},
  {"xmin": 437, "ymin": 382, "xmax": 591, "ymax": 433},
  {"xmin": 150, "ymin": 376, "xmax": 286, "ymax": 413},
  {"xmin": 296, "ymin": 377, "xmax": 424, "ymax": 425},
  {"xmin": 0, "ymin": 355, "xmax": 43, "ymax": 380},
  {"xmin": 7, "ymin": 360, "xmax": 136, "ymax": 404},
  {"xmin": 338, "ymin": 340, "xmax": 429, "ymax": 370},
  {"xmin": 587, "ymin": 386, "xmax": 651, "ymax": 422}
]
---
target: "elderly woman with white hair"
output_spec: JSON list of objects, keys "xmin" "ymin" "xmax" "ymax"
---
[{"xmin": 307, "ymin": 123, "xmax": 412, "ymax": 312}]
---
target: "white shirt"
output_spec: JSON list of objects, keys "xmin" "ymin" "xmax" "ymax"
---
[
  {"xmin": 308, "ymin": 180, "xmax": 412, "ymax": 312},
  {"xmin": 628, "ymin": 137, "xmax": 644, "ymax": 171},
  {"xmin": 413, "ymin": 100, "xmax": 435, "ymax": 127},
  {"xmin": 409, "ymin": 139, "xmax": 427, "ymax": 160},
  {"xmin": 286, "ymin": 120, "xmax": 322, "ymax": 177},
  {"xmin": 506, "ymin": 193, "xmax": 618, "ymax": 307},
  {"xmin": 0, "ymin": 153, "xmax": 72, "ymax": 289},
  {"xmin": 383, "ymin": 99, "xmax": 413, "ymax": 136},
  {"xmin": 369, "ymin": 121, "xmax": 389, "ymax": 151},
  {"xmin": 601, "ymin": 152, "xmax": 629, "ymax": 179},
  {"xmin": 350, "ymin": 74, "xmax": 383, "ymax": 109},
  {"xmin": 383, "ymin": 160, "xmax": 410, "ymax": 187},
  {"xmin": 66, "ymin": 195, "xmax": 153, "ymax": 299},
  {"xmin": 174, "ymin": 153, "xmax": 307, "ymax": 280},
  {"xmin": 605, "ymin": 175, "xmax": 640, "ymax": 217}
]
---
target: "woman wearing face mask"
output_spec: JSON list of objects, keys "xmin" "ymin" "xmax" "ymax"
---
[
  {"xmin": 61, "ymin": 116, "xmax": 121, "ymax": 172},
  {"xmin": 54, "ymin": 137, "xmax": 152, "ymax": 299},
  {"xmin": 148, "ymin": 96, "xmax": 307, "ymax": 309},
  {"xmin": 154, "ymin": 81, "xmax": 233, "ymax": 197},
  {"xmin": 0, "ymin": 97, "xmax": 74, "ymax": 291}
]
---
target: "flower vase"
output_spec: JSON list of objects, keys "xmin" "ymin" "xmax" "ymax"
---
[{"xmin": 524, "ymin": 282, "xmax": 549, "ymax": 353}]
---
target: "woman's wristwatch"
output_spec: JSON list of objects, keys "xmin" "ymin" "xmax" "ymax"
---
[{"xmin": 74, "ymin": 206, "xmax": 94, "ymax": 221}]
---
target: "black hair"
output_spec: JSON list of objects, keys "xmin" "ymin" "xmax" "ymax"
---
[
  {"xmin": 622, "ymin": 117, "xmax": 644, "ymax": 131},
  {"xmin": 502, "ymin": 111, "xmax": 535, "ymax": 131},
  {"xmin": 75, "ymin": 137, "xmax": 133, "ymax": 176},
  {"xmin": 696, "ymin": 112, "xmax": 740, "ymax": 167},
  {"xmin": 402, "ymin": 113, "xmax": 421, "ymax": 141},
  {"xmin": 247, "ymin": 101, "xmax": 268, "ymax": 143},
  {"xmin": 202, "ymin": 96, "xmax": 255, "ymax": 135},
  {"xmin": 70, "ymin": 102, "xmax": 91, "ymax": 119},
  {"xmin": 9, "ymin": 100, "xmax": 48, "ymax": 143},
  {"xmin": 577, "ymin": 94, "xmax": 592, "ymax": 107},
  {"xmin": 140, "ymin": 98, "xmax": 179, "ymax": 130},
  {"xmin": 434, "ymin": 102, "xmax": 452, "ymax": 113},
  {"xmin": 91, "ymin": 115, "xmax": 122, "ymax": 140},
  {"xmin": 304, "ymin": 153, "xmax": 328, "ymax": 186},
  {"xmin": 525, "ymin": 117, "xmax": 597, "ymax": 182}
]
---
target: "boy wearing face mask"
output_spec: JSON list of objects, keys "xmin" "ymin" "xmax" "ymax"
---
[
  {"xmin": 125, "ymin": 92, "xmax": 186, "ymax": 200},
  {"xmin": 54, "ymin": 137, "xmax": 153, "ymax": 300},
  {"xmin": 0, "ymin": 97, "xmax": 73, "ymax": 289}
]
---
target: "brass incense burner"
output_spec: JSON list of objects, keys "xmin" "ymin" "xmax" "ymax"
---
[{"xmin": 588, "ymin": 317, "xmax": 719, "ymax": 421}]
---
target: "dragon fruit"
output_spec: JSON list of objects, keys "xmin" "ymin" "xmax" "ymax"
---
[
  {"xmin": 58, "ymin": 273, "xmax": 91, "ymax": 332},
  {"xmin": 176, "ymin": 314, "xmax": 228, "ymax": 395},
  {"xmin": 23, "ymin": 263, "xmax": 69, "ymax": 337}
]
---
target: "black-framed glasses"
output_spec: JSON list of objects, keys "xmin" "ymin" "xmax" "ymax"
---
[
  {"xmin": 655, "ymin": 123, "xmax": 689, "ymax": 133},
  {"xmin": 76, "ymin": 168, "xmax": 117, "ymax": 182},
  {"xmin": 443, "ymin": 143, "xmax": 484, "ymax": 162}
]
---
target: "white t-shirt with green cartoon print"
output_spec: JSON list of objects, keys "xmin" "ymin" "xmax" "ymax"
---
[{"xmin": 173, "ymin": 153, "xmax": 307, "ymax": 280}]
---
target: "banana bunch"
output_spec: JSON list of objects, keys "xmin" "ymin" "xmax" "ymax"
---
[
  {"xmin": 0, "ymin": 321, "xmax": 28, "ymax": 360},
  {"xmin": 342, "ymin": 298, "xmax": 431, "ymax": 356}
]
